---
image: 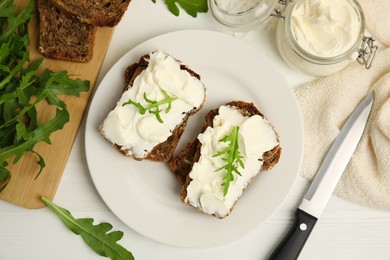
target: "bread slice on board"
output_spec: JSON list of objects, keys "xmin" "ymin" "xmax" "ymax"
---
[
  {"xmin": 169, "ymin": 101, "xmax": 282, "ymax": 218},
  {"xmin": 48, "ymin": 0, "xmax": 132, "ymax": 27},
  {"xmin": 100, "ymin": 50, "xmax": 207, "ymax": 162},
  {"xmin": 38, "ymin": 0, "xmax": 97, "ymax": 62}
]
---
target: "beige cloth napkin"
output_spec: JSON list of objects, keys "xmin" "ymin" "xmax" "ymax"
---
[
  {"xmin": 294, "ymin": 0, "xmax": 390, "ymax": 211},
  {"xmin": 358, "ymin": 0, "xmax": 390, "ymax": 46}
]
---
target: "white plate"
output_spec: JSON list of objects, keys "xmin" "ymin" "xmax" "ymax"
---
[{"xmin": 85, "ymin": 30, "xmax": 303, "ymax": 248}]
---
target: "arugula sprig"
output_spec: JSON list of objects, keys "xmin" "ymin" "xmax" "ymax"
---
[
  {"xmin": 122, "ymin": 88, "xmax": 177, "ymax": 123},
  {"xmin": 213, "ymin": 126, "xmax": 245, "ymax": 196},
  {"xmin": 41, "ymin": 196, "xmax": 134, "ymax": 260},
  {"xmin": 0, "ymin": 0, "xmax": 90, "ymax": 192},
  {"xmin": 151, "ymin": 0, "xmax": 208, "ymax": 17}
]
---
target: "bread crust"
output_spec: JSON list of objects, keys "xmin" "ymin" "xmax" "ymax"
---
[
  {"xmin": 100, "ymin": 52, "xmax": 206, "ymax": 162},
  {"xmin": 48, "ymin": 0, "xmax": 132, "ymax": 27},
  {"xmin": 169, "ymin": 101, "xmax": 282, "ymax": 218}
]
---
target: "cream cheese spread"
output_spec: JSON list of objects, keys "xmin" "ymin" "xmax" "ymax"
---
[
  {"xmin": 185, "ymin": 105, "xmax": 279, "ymax": 218},
  {"xmin": 102, "ymin": 50, "xmax": 205, "ymax": 158},
  {"xmin": 291, "ymin": 0, "xmax": 361, "ymax": 57}
]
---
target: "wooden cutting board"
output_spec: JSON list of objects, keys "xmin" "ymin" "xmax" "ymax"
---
[{"xmin": 0, "ymin": 0, "xmax": 114, "ymax": 208}]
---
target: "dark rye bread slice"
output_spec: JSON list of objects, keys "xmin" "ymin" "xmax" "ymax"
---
[
  {"xmin": 169, "ymin": 101, "xmax": 282, "ymax": 216},
  {"xmin": 48, "ymin": 0, "xmax": 132, "ymax": 27},
  {"xmin": 100, "ymin": 52, "xmax": 206, "ymax": 162},
  {"xmin": 38, "ymin": 0, "xmax": 97, "ymax": 62}
]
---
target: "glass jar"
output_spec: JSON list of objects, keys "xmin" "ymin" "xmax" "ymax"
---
[
  {"xmin": 209, "ymin": 0, "xmax": 378, "ymax": 77},
  {"xmin": 209, "ymin": 0, "xmax": 278, "ymax": 31},
  {"xmin": 275, "ymin": 0, "xmax": 378, "ymax": 76}
]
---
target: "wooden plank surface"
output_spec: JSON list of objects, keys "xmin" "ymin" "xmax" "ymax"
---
[{"xmin": 0, "ymin": 0, "xmax": 114, "ymax": 208}]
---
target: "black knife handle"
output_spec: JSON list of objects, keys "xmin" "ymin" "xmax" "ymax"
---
[{"xmin": 268, "ymin": 208, "xmax": 318, "ymax": 260}]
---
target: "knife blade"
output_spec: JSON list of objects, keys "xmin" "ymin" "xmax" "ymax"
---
[{"xmin": 269, "ymin": 91, "xmax": 374, "ymax": 260}]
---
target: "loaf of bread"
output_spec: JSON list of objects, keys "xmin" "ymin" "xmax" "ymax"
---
[
  {"xmin": 38, "ymin": 0, "xmax": 97, "ymax": 62},
  {"xmin": 48, "ymin": 0, "xmax": 132, "ymax": 27},
  {"xmin": 169, "ymin": 101, "xmax": 282, "ymax": 218},
  {"xmin": 100, "ymin": 50, "xmax": 207, "ymax": 162}
]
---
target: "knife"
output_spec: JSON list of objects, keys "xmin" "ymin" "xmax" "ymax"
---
[{"xmin": 269, "ymin": 91, "xmax": 375, "ymax": 260}]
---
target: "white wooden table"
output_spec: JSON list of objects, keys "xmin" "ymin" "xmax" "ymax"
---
[{"xmin": 1, "ymin": 1, "xmax": 390, "ymax": 259}]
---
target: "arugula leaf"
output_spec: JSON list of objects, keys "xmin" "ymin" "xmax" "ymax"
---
[
  {"xmin": 151, "ymin": 0, "xmax": 208, "ymax": 17},
  {"xmin": 0, "ymin": 0, "xmax": 90, "ymax": 191},
  {"xmin": 122, "ymin": 88, "xmax": 177, "ymax": 123},
  {"xmin": 41, "ymin": 196, "xmax": 134, "ymax": 260},
  {"xmin": 1, "ymin": 108, "xmax": 69, "ymax": 177},
  {"xmin": 0, "ymin": 0, "xmax": 33, "ymax": 42},
  {"xmin": 0, "ymin": 167, "xmax": 11, "ymax": 192},
  {"xmin": 213, "ymin": 126, "xmax": 245, "ymax": 196}
]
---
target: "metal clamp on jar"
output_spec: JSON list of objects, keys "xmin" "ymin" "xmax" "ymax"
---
[{"xmin": 209, "ymin": 0, "xmax": 378, "ymax": 77}]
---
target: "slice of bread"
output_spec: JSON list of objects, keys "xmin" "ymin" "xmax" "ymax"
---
[
  {"xmin": 48, "ymin": 0, "xmax": 132, "ymax": 27},
  {"xmin": 100, "ymin": 50, "xmax": 207, "ymax": 162},
  {"xmin": 38, "ymin": 0, "xmax": 97, "ymax": 63},
  {"xmin": 169, "ymin": 101, "xmax": 282, "ymax": 218}
]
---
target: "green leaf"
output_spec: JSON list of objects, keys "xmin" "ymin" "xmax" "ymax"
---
[
  {"xmin": 0, "ymin": 0, "xmax": 34, "ymax": 42},
  {"xmin": 41, "ymin": 196, "xmax": 134, "ymax": 260},
  {"xmin": 39, "ymin": 69, "xmax": 90, "ymax": 97},
  {"xmin": 153, "ymin": 0, "xmax": 208, "ymax": 17},
  {"xmin": 122, "ymin": 88, "xmax": 177, "ymax": 123},
  {"xmin": 0, "ymin": 50, "xmax": 29, "ymax": 90},
  {"xmin": 0, "ymin": 64, "xmax": 10, "ymax": 73},
  {"xmin": 0, "ymin": 108, "xmax": 70, "ymax": 164},
  {"xmin": 32, "ymin": 150, "xmax": 45, "ymax": 179},
  {"xmin": 0, "ymin": 0, "xmax": 16, "ymax": 18},
  {"xmin": 213, "ymin": 126, "xmax": 245, "ymax": 196},
  {"xmin": 0, "ymin": 166, "xmax": 11, "ymax": 192},
  {"xmin": 0, "ymin": 0, "xmax": 90, "ymax": 192}
]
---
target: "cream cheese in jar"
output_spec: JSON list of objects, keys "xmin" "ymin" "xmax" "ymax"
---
[
  {"xmin": 276, "ymin": 0, "xmax": 369, "ymax": 76},
  {"xmin": 291, "ymin": 0, "xmax": 361, "ymax": 58}
]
